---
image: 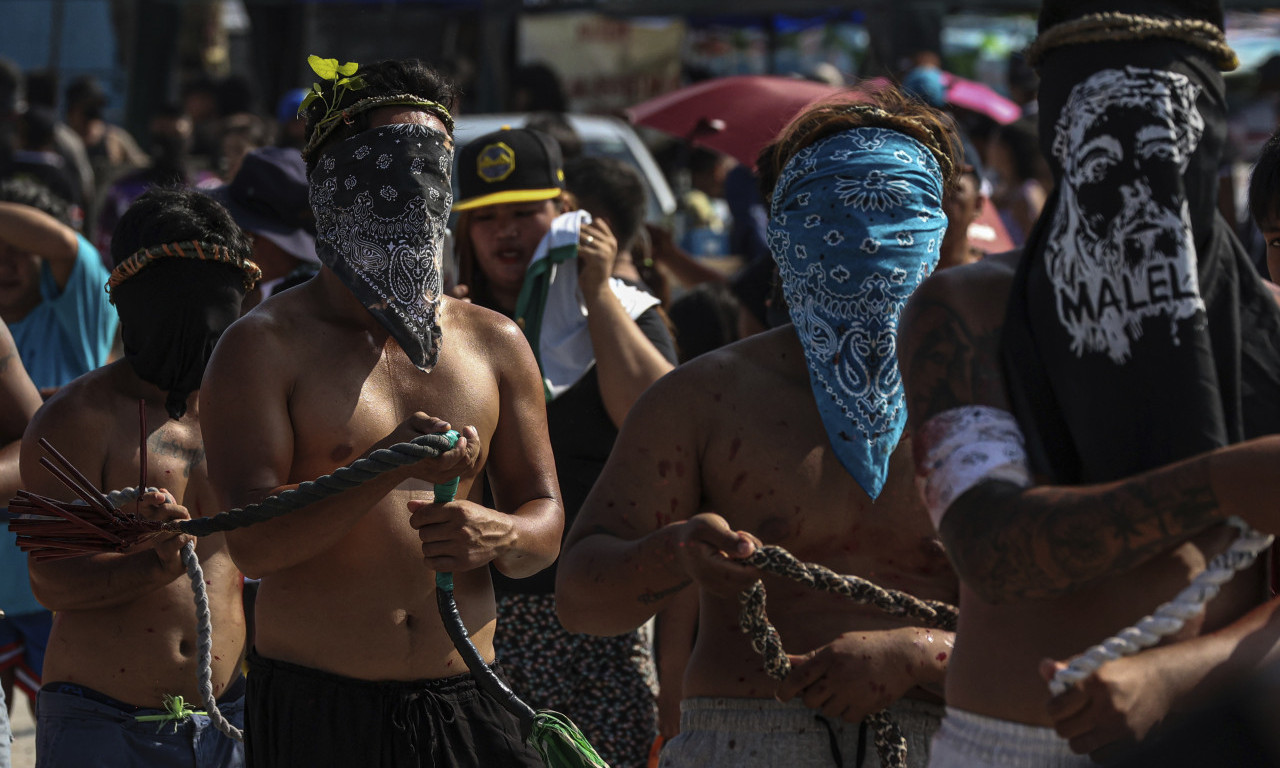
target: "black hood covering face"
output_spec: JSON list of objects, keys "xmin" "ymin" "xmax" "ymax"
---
[
  {"xmin": 112, "ymin": 259, "xmax": 247, "ymax": 420},
  {"xmin": 1001, "ymin": 5, "xmax": 1280, "ymax": 483}
]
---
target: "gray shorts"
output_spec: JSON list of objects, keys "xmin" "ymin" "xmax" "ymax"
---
[
  {"xmin": 36, "ymin": 681, "xmax": 245, "ymax": 768},
  {"xmin": 927, "ymin": 707, "xmax": 1094, "ymax": 768},
  {"xmin": 660, "ymin": 696, "xmax": 944, "ymax": 768}
]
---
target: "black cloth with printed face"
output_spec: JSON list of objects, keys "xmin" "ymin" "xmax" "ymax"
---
[
  {"xmin": 112, "ymin": 259, "xmax": 247, "ymax": 420},
  {"xmin": 1000, "ymin": 34, "xmax": 1280, "ymax": 483},
  {"xmin": 309, "ymin": 123, "xmax": 453, "ymax": 371}
]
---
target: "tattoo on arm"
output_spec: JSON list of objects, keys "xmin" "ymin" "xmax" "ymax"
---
[
  {"xmin": 0, "ymin": 352, "xmax": 15, "ymax": 375},
  {"xmin": 942, "ymin": 462, "xmax": 1219, "ymax": 603},
  {"xmin": 638, "ymin": 578, "xmax": 692, "ymax": 605},
  {"xmin": 901, "ymin": 296, "xmax": 1006, "ymax": 423}
]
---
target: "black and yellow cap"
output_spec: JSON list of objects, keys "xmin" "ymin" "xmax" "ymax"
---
[{"xmin": 454, "ymin": 127, "xmax": 565, "ymax": 212}]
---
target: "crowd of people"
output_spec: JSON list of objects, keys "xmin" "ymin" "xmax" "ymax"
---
[{"xmin": 0, "ymin": 1, "xmax": 1279, "ymax": 767}]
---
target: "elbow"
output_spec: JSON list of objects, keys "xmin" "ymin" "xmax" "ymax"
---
[{"xmin": 552, "ymin": 557, "xmax": 596, "ymax": 635}]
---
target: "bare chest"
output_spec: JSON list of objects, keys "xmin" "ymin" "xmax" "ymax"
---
[
  {"xmin": 700, "ymin": 408, "xmax": 953, "ymax": 597},
  {"xmin": 287, "ymin": 343, "xmax": 500, "ymax": 481}
]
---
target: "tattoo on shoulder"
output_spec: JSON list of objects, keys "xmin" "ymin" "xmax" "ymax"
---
[
  {"xmin": 901, "ymin": 297, "xmax": 1005, "ymax": 422},
  {"xmin": 638, "ymin": 578, "xmax": 692, "ymax": 604},
  {"xmin": 942, "ymin": 462, "xmax": 1219, "ymax": 601}
]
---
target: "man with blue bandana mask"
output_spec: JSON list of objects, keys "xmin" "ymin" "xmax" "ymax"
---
[
  {"xmin": 558, "ymin": 90, "xmax": 963, "ymax": 768},
  {"xmin": 200, "ymin": 58, "xmax": 561, "ymax": 767}
]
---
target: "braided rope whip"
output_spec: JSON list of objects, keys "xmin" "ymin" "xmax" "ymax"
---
[
  {"xmin": 170, "ymin": 432, "xmax": 458, "ymax": 537},
  {"xmin": 739, "ymin": 545, "xmax": 958, "ymax": 768},
  {"xmin": 104, "ymin": 488, "xmax": 243, "ymax": 741},
  {"xmin": 85, "ymin": 432, "xmax": 462, "ymax": 743},
  {"xmin": 1048, "ymin": 517, "xmax": 1273, "ymax": 696}
]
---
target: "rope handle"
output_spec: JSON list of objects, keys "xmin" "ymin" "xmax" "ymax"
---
[{"xmin": 1049, "ymin": 517, "xmax": 1273, "ymax": 696}]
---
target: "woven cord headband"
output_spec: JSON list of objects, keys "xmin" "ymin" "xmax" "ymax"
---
[
  {"xmin": 107, "ymin": 241, "xmax": 262, "ymax": 299},
  {"xmin": 1027, "ymin": 12, "xmax": 1238, "ymax": 71},
  {"xmin": 302, "ymin": 94, "xmax": 455, "ymax": 163},
  {"xmin": 840, "ymin": 104, "xmax": 956, "ymax": 182}
]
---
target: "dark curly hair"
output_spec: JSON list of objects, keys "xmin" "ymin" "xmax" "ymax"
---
[
  {"xmin": 756, "ymin": 85, "xmax": 962, "ymax": 204},
  {"xmin": 301, "ymin": 58, "xmax": 458, "ymax": 173},
  {"xmin": 111, "ymin": 186, "xmax": 252, "ymax": 267}
]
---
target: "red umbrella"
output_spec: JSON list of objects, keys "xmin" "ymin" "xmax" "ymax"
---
[
  {"xmin": 626, "ymin": 75, "xmax": 849, "ymax": 167},
  {"xmin": 939, "ymin": 71, "xmax": 1021, "ymax": 125}
]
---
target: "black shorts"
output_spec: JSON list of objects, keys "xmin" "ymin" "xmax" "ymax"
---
[{"xmin": 245, "ymin": 650, "xmax": 541, "ymax": 768}]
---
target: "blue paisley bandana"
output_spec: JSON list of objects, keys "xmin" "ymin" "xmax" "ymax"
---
[
  {"xmin": 310, "ymin": 123, "xmax": 453, "ymax": 371},
  {"xmin": 769, "ymin": 127, "xmax": 946, "ymax": 499}
]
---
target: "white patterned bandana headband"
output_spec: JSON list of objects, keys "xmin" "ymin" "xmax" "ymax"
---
[
  {"xmin": 768, "ymin": 127, "xmax": 946, "ymax": 500},
  {"xmin": 310, "ymin": 122, "xmax": 453, "ymax": 371}
]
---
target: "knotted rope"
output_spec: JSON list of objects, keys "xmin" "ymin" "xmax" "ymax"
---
[
  {"xmin": 739, "ymin": 545, "xmax": 958, "ymax": 768},
  {"xmin": 1048, "ymin": 517, "xmax": 1273, "ymax": 696},
  {"xmin": 13, "ymin": 432, "xmax": 462, "ymax": 743},
  {"xmin": 102, "ymin": 487, "xmax": 243, "ymax": 741}
]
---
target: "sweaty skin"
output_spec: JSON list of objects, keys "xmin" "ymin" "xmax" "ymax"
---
[
  {"xmin": 200, "ymin": 107, "xmax": 563, "ymax": 683},
  {"xmin": 896, "ymin": 250, "xmax": 1268, "ymax": 725},
  {"xmin": 24, "ymin": 362, "xmax": 244, "ymax": 707},
  {"xmin": 557, "ymin": 325, "xmax": 958, "ymax": 722}
]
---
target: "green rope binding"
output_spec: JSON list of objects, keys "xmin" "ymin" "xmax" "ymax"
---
[{"xmin": 430, "ymin": 435, "xmax": 608, "ymax": 768}]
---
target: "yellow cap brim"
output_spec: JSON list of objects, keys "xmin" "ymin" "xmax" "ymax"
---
[{"xmin": 452, "ymin": 187, "xmax": 562, "ymax": 212}]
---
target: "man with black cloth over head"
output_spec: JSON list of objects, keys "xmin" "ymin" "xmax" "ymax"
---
[
  {"xmin": 200, "ymin": 58, "xmax": 560, "ymax": 767},
  {"xmin": 23, "ymin": 187, "xmax": 255, "ymax": 767},
  {"xmin": 897, "ymin": 1, "xmax": 1280, "ymax": 765}
]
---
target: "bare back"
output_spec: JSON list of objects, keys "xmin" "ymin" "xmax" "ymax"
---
[
  {"xmin": 582, "ymin": 326, "xmax": 958, "ymax": 700},
  {"xmin": 25, "ymin": 362, "xmax": 244, "ymax": 707},
  {"xmin": 201, "ymin": 271, "xmax": 556, "ymax": 681},
  {"xmin": 899, "ymin": 252, "xmax": 1266, "ymax": 723}
]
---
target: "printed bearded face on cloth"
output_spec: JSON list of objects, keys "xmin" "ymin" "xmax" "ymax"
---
[
  {"xmin": 760, "ymin": 93, "xmax": 958, "ymax": 499},
  {"xmin": 1047, "ymin": 65, "xmax": 1207, "ymax": 361}
]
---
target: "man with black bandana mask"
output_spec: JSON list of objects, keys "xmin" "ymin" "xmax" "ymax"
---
[
  {"xmin": 895, "ymin": 1, "xmax": 1280, "ymax": 765},
  {"xmin": 200, "ymin": 58, "xmax": 559, "ymax": 767},
  {"xmin": 22, "ymin": 187, "xmax": 255, "ymax": 768}
]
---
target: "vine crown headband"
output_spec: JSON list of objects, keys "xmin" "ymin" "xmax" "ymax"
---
[
  {"xmin": 768, "ymin": 126, "xmax": 946, "ymax": 500},
  {"xmin": 300, "ymin": 55, "xmax": 455, "ymax": 164}
]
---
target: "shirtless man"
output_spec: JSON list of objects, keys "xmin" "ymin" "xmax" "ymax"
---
[
  {"xmin": 200, "ymin": 59, "xmax": 561, "ymax": 767},
  {"xmin": 24, "ymin": 187, "xmax": 254, "ymax": 767},
  {"xmin": 557, "ymin": 93, "xmax": 962, "ymax": 767},
  {"xmin": 897, "ymin": 4, "xmax": 1280, "ymax": 765}
]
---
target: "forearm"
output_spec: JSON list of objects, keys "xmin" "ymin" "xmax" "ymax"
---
[
  {"xmin": 941, "ymin": 436, "xmax": 1280, "ymax": 604},
  {"xmin": 583, "ymin": 286, "xmax": 674, "ymax": 428},
  {"xmin": 654, "ymin": 245, "xmax": 727, "ymax": 288},
  {"xmin": 0, "ymin": 441, "xmax": 24, "ymax": 501},
  {"xmin": 556, "ymin": 525, "xmax": 692, "ymax": 636},
  {"xmin": 490, "ymin": 497, "xmax": 563, "ymax": 578},
  {"xmin": 0, "ymin": 202, "xmax": 77, "ymax": 263},
  {"xmin": 30, "ymin": 551, "xmax": 178, "ymax": 611},
  {"xmin": 1155, "ymin": 596, "xmax": 1280, "ymax": 712}
]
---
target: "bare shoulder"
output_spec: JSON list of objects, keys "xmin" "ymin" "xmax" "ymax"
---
[
  {"xmin": 22, "ymin": 365, "xmax": 119, "ymax": 486},
  {"xmin": 899, "ymin": 251, "xmax": 1021, "ymax": 423},
  {"xmin": 28, "ymin": 364, "xmax": 119, "ymax": 434},
  {"xmin": 444, "ymin": 297, "xmax": 528, "ymax": 354}
]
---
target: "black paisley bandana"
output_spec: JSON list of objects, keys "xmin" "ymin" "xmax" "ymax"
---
[
  {"xmin": 1002, "ymin": 4, "xmax": 1280, "ymax": 483},
  {"xmin": 310, "ymin": 123, "xmax": 453, "ymax": 370}
]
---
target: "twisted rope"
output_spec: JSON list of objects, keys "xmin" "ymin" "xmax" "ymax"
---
[
  {"xmin": 93, "ymin": 432, "xmax": 462, "ymax": 743},
  {"xmin": 105, "ymin": 488, "xmax": 243, "ymax": 741},
  {"xmin": 739, "ymin": 545, "xmax": 957, "ymax": 768},
  {"xmin": 181, "ymin": 540, "xmax": 243, "ymax": 740},
  {"xmin": 1049, "ymin": 517, "xmax": 1273, "ymax": 696},
  {"xmin": 169, "ymin": 432, "xmax": 458, "ymax": 537},
  {"xmin": 1026, "ymin": 12, "xmax": 1238, "ymax": 71}
]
